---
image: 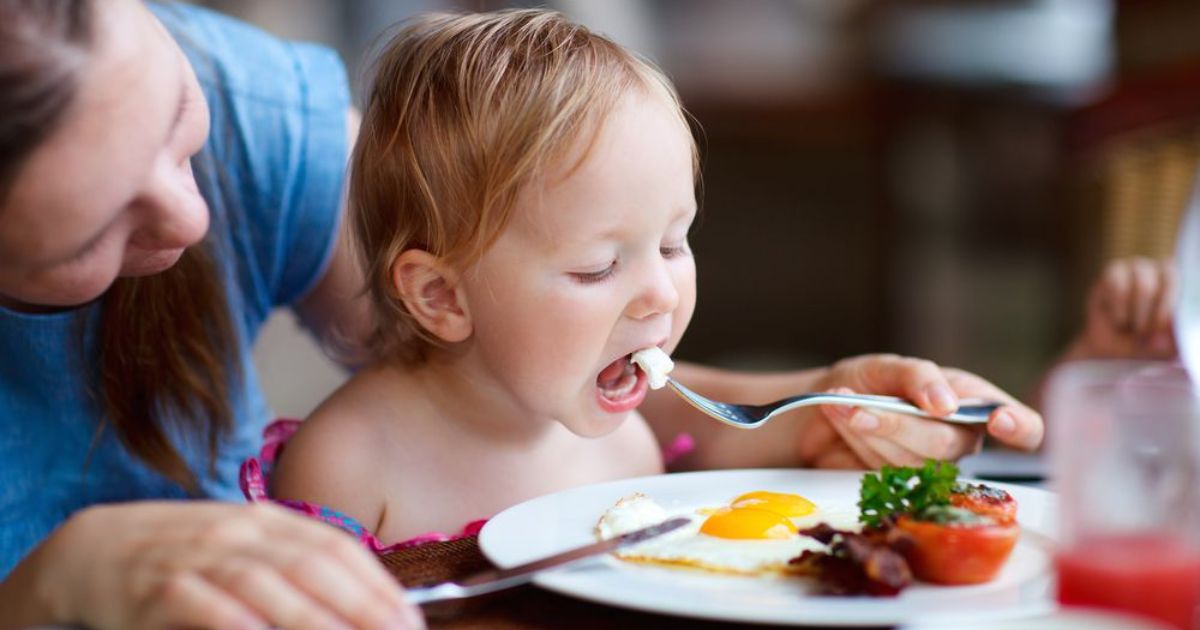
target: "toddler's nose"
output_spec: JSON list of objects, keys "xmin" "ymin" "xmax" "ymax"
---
[{"xmin": 627, "ymin": 260, "xmax": 680, "ymax": 320}]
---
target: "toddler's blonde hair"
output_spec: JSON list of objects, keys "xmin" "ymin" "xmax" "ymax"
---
[{"xmin": 350, "ymin": 9, "xmax": 696, "ymax": 363}]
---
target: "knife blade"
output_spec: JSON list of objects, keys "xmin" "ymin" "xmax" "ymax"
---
[{"xmin": 406, "ymin": 516, "xmax": 691, "ymax": 605}]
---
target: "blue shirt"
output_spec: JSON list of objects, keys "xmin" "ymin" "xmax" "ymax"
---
[{"xmin": 0, "ymin": 4, "xmax": 350, "ymax": 577}]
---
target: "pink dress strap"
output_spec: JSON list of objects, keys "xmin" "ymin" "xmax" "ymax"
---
[
  {"xmin": 239, "ymin": 420, "xmax": 696, "ymax": 554},
  {"xmin": 661, "ymin": 432, "xmax": 696, "ymax": 466},
  {"xmin": 238, "ymin": 419, "xmax": 486, "ymax": 554}
]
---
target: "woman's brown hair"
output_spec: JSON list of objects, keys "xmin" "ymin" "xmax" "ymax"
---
[
  {"xmin": 0, "ymin": 0, "xmax": 237, "ymax": 493},
  {"xmin": 351, "ymin": 9, "xmax": 696, "ymax": 364}
]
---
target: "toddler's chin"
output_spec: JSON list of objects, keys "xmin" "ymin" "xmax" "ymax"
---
[{"xmin": 560, "ymin": 408, "xmax": 634, "ymax": 439}]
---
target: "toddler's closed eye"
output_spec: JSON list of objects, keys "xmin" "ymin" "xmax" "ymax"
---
[
  {"xmin": 570, "ymin": 261, "xmax": 616, "ymax": 284},
  {"xmin": 660, "ymin": 243, "xmax": 690, "ymax": 258}
]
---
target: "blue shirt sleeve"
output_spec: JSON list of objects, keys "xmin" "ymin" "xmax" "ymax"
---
[{"xmin": 152, "ymin": 3, "xmax": 350, "ymax": 330}]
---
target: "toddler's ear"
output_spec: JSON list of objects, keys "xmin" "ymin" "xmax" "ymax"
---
[{"xmin": 391, "ymin": 250, "xmax": 472, "ymax": 343}]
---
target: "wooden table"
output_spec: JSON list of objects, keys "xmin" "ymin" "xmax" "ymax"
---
[{"xmin": 381, "ymin": 537, "xmax": 890, "ymax": 630}]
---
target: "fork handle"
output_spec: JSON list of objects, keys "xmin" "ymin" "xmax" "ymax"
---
[{"xmin": 785, "ymin": 393, "xmax": 998, "ymax": 424}]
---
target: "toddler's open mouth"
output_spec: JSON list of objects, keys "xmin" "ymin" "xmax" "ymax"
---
[
  {"xmin": 597, "ymin": 354, "xmax": 641, "ymax": 401},
  {"xmin": 595, "ymin": 347, "xmax": 671, "ymax": 412}
]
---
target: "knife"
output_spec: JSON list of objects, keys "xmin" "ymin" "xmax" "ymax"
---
[{"xmin": 406, "ymin": 516, "xmax": 692, "ymax": 605}]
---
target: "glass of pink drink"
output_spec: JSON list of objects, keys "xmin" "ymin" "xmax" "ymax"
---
[{"xmin": 1047, "ymin": 361, "xmax": 1200, "ymax": 630}]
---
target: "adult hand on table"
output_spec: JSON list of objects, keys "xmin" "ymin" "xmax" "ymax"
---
[
  {"xmin": 1031, "ymin": 257, "xmax": 1178, "ymax": 410},
  {"xmin": 804, "ymin": 354, "xmax": 1043, "ymax": 469},
  {"xmin": 5, "ymin": 501, "xmax": 423, "ymax": 630},
  {"xmin": 1074, "ymin": 256, "xmax": 1177, "ymax": 360}
]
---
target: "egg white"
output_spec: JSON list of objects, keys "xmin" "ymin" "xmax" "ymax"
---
[{"xmin": 595, "ymin": 493, "xmax": 861, "ymax": 576}]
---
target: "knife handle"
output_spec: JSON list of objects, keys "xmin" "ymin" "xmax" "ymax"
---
[
  {"xmin": 406, "ymin": 581, "xmax": 472, "ymax": 605},
  {"xmin": 406, "ymin": 515, "xmax": 691, "ymax": 605},
  {"xmin": 406, "ymin": 572, "xmax": 533, "ymax": 605}
]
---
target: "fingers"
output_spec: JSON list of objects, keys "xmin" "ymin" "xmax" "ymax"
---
[
  {"xmin": 986, "ymin": 406, "xmax": 1044, "ymax": 452},
  {"xmin": 822, "ymin": 396, "xmax": 982, "ymax": 465},
  {"xmin": 284, "ymin": 550, "xmax": 411, "ymax": 630},
  {"xmin": 178, "ymin": 504, "xmax": 420, "ymax": 630},
  {"xmin": 815, "ymin": 355, "xmax": 1046, "ymax": 469},
  {"xmin": 141, "ymin": 571, "xmax": 266, "ymax": 630},
  {"xmin": 820, "ymin": 369, "xmax": 1033, "ymax": 465},
  {"xmin": 1126, "ymin": 257, "xmax": 1161, "ymax": 336},
  {"xmin": 1091, "ymin": 257, "xmax": 1176, "ymax": 350},
  {"xmin": 820, "ymin": 407, "xmax": 885, "ymax": 469},
  {"xmin": 857, "ymin": 356, "xmax": 959, "ymax": 416},
  {"xmin": 200, "ymin": 545, "xmax": 419, "ymax": 630},
  {"xmin": 252, "ymin": 506, "xmax": 420, "ymax": 629},
  {"xmin": 1148, "ymin": 259, "xmax": 1178, "ymax": 354},
  {"xmin": 208, "ymin": 556, "xmax": 349, "ymax": 630},
  {"xmin": 943, "ymin": 369, "xmax": 1044, "ymax": 451},
  {"xmin": 259, "ymin": 505, "xmax": 408, "ymax": 613},
  {"xmin": 1093, "ymin": 259, "xmax": 1133, "ymax": 332},
  {"xmin": 54, "ymin": 502, "xmax": 425, "ymax": 630}
]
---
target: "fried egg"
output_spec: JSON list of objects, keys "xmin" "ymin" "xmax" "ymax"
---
[{"xmin": 595, "ymin": 491, "xmax": 860, "ymax": 576}]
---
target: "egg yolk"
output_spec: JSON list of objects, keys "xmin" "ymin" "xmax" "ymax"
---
[
  {"xmin": 700, "ymin": 507, "xmax": 798, "ymax": 540},
  {"xmin": 730, "ymin": 491, "xmax": 815, "ymax": 518}
]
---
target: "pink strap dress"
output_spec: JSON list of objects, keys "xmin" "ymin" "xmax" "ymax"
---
[{"xmin": 239, "ymin": 419, "xmax": 695, "ymax": 554}]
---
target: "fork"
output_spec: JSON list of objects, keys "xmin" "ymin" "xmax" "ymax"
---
[{"xmin": 665, "ymin": 378, "xmax": 998, "ymax": 429}]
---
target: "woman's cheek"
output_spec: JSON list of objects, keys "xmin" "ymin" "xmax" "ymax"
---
[
  {"xmin": 59, "ymin": 248, "xmax": 126, "ymax": 302},
  {"xmin": 22, "ymin": 268, "xmax": 111, "ymax": 307}
]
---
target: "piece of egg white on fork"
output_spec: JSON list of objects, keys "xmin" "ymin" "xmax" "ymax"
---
[{"xmin": 632, "ymin": 347, "xmax": 674, "ymax": 389}]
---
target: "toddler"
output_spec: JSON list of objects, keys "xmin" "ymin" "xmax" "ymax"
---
[
  {"xmin": 243, "ymin": 9, "xmax": 1039, "ymax": 549},
  {"xmin": 260, "ymin": 9, "xmax": 699, "ymax": 546}
]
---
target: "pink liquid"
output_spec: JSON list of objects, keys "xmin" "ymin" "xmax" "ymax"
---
[{"xmin": 1057, "ymin": 534, "xmax": 1200, "ymax": 629}]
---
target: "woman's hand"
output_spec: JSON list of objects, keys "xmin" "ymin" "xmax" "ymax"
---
[
  {"xmin": 807, "ymin": 354, "xmax": 1043, "ymax": 469},
  {"xmin": 3, "ymin": 501, "xmax": 423, "ymax": 630},
  {"xmin": 1070, "ymin": 256, "xmax": 1177, "ymax": 361},
  {"xmin": 642, "ymin": 359, "xmax": 1041, "ymax": 472}
]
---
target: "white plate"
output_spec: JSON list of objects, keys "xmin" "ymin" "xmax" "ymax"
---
[{"xmin": 478, "ymin": 468, "xmax": 1058, "ymax": 626}]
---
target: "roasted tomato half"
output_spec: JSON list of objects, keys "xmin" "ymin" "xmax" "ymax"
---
[
  {"xmin": 950, "ymin": 482, "xmax": 1017, "ymax": 526},
  {"xmin": 895, "ymin": 512, "xmax": 1020, "ymax": 585}
]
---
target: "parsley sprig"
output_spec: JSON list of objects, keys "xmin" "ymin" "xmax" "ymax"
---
[{"xmin": 858, "ymin": 459, "xmax": 958, "ymax": 527}]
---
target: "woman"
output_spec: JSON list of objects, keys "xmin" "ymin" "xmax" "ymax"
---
[
  {"xmin": 0, "ymin": 2, "xmax": 420, "ymax": 628},
  {"xmin": 0, "ymin": 1, "xmax": 1042, "ymax": 628}
]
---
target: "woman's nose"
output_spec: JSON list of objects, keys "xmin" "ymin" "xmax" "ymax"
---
[
  {"xmin": 626, "ymin": 258, "xmax": 680, "ymax": 320},
  {"xmin": 129, "ymin": 159, "xmax": 209, "ymax": 250}
]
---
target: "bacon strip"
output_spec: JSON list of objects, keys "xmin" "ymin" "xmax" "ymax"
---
[{"xmin": 790, "ymin": 524, "xmax": 913, "ymax": 597}]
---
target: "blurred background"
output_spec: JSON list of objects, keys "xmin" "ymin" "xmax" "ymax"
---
[{"xmin": 186, "ymin": 0, "xmax": 1200, "ymax": 420}]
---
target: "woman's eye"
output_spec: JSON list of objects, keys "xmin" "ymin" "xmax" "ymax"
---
[{"xmin": 570, "ymin": 262, "xmax": 616, "ymax": 284}]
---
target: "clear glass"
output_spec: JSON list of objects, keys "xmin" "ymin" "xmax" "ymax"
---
[
  {"xmin": 1176, "ymin": 194, "xmax": 1200, "ymax": 383},
  {"xmin": 1047, "ymin": 360, "xmax": 1200, "ymax": 629}
]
